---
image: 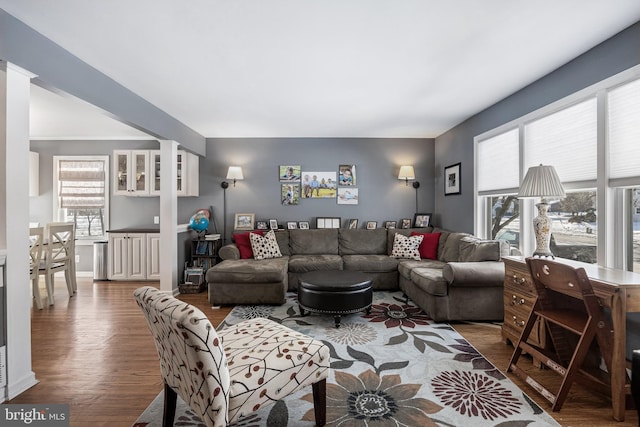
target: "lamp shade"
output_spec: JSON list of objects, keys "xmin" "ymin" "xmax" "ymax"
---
[
  {"xmin": 518, "ymin": 164, "xmax": 565, "ymax": 199},
  {"xmin": 398, "ymin": 165, "xmax": 415, "ymax": 181},
  {"xmin": 226, "ymin": 166, "xmax": 244, "ymax": 181}
]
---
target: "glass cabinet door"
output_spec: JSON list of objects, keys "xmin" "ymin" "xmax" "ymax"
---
[
  {"xmin": 115, "ymin": 152, "xmax": 129, "ymax": 192},
  {"xmin": 134, "ymin": 152, "xmax": 147, "ymax": 192}
]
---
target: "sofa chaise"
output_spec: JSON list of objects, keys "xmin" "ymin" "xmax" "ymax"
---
[{"xmin": 205, "ymin": 227, "xmax": 513, "ymax": 322}]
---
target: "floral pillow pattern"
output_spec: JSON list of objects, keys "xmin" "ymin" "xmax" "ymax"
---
[
  {"xmin": 250, "ymin": 230, "xmax": 283, "ymax": 260},
  {"xmin": 391, "ymin": 233, "xmax": 424, "ymax": 260}
]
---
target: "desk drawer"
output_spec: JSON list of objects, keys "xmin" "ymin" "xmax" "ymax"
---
[
  {"xmin": 504, "ymin": 305, "xmax": 544, "ymax": 347},
  {"xmin": 504, "ymin": 263, "xmax": 536, "ymax": 294}
]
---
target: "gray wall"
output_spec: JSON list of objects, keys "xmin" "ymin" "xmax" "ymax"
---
[
  {"xmin": 434, "ymin": 21, "xmax": 640, "ymax": 233},
  {"xmin": 30, "ymin": 137, "xmax": 435, "ymax": 269}
]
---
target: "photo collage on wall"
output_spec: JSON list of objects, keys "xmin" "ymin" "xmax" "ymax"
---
[{"xmin": 279, "ymin": 164, "xmax": 358, "ymax": 205}]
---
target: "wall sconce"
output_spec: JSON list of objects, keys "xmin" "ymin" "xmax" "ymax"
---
[
  {"xmin": 517, "ymin": 164, "xmax": 566, "ymax": 258},
  {"xmin": 398, "ymin": 165, "xmax": 416, "ymax": 186},
  {"xmin": 226, "ymin": 166, "xmax": 244, "ymax": 187}
]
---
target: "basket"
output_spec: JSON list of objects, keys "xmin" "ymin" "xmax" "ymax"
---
[{"xmin": 178, "ymin": 282, "xmax": 205, "ymax": 294}]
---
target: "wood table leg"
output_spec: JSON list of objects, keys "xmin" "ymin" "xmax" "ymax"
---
[{"xmin": 610, "ymin": 290, "xmax": 627, "ymax": 422}]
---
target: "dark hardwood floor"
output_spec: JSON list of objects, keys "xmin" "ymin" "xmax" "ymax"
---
[{"xmin": 7, "ymin": 278, "xmax": 638, "ymax": 426}]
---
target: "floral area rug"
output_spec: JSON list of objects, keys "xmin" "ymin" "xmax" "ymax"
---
[{"xmin": 134, "ymin": 291, "xmax": 559, "ymax": 426}]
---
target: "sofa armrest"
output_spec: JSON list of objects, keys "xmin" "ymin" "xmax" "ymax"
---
[
  {"xmin": 442, "ymin": 261, "xmax": 505, "ymax": 287},
  {"xmin": 219, "ymin": 244, "xmax": 240, "ymax": 260}
]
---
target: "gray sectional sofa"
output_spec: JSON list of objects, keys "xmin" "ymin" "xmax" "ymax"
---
[{"xmin": 205, "ymin": 227, "xmax": 513, "ymax": 322}]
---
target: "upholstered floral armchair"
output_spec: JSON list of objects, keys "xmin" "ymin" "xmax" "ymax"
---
[{"xmin": 134, "ymin": 286, "xmax": 330, "ymax": 426}]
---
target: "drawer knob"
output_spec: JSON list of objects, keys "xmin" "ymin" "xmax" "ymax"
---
[
  {"xmin": 511, "ymin": 295, "xmax": 525, "ymax": 305},
  {"xmin": 512, "ymin": 315, "xmax": 525, "ymax": 327},
  {"xmin": 512, "ymin": 274, "xmax": 526, "ymax": 285}
]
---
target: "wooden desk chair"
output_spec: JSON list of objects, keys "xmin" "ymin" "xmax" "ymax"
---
[
  {"xmin": 134, "ymin": 286, "xmax": 330, "ymax": 427},
  {"xmin": 29, "ymin": 227, "xmax": 45, "ymax": 309},
  {"xmin": 507, "ymin": 257, "xmax": 613, "ymax": 412},
  {"xmin": 39, "ymin": 223, "xmax": 76, "ymax": 305}
]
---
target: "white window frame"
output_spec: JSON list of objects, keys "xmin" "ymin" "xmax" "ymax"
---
[
  {"xmin": 53, "ymin": 155, "xmax": 110, "ymax": 246},
  {"xmin": 474, "ymin": 64, "xmax": 640, "ymax": 269}
]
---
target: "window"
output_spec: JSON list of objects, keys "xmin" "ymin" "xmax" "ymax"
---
[{"xmin": 53, "ymin": 156, "xmax": 109, "ymax": 240}]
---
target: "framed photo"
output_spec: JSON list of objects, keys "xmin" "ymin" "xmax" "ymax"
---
[
  {"xmin": 281, "ymin": 183, "xmax": 300, "ymax": 205},
  {"xmin": 255, "ymin": 220, "xmax": 268, "ymax": 230},
  {"xmin": 384, "ymin": 221, "xmax": 397, "ymax": 229},
  {"xmin": 366, "ymin": 221, "xmax": 377, "ymax": 230},
  {"xmin": 269, "ymin": 219, "xmax": 279, "ymax": 230},
  {"xmin": 234, "ymin": 213, "xmax": 255, "ymax": 230},
  {"xmin": 316, "ymin": 217, "xmax": 341, "ymax": 229},
  {"xmin": 413, "ymin": 213, "xmax": 431, "ymax": 228},
  {"xmin": 301, "ymin": 171, "xmax": 337, "ymax": 198},
  {"xmin": 287, "ymin": 221, "xmax": 297, "ymax": 230},
  {"xmin": 279, "ymin": 165, "xmax": 301, "ymax": 182},
  {"xmin": 401, "ymin": 218, "xmax": 411, "ymax": 229},
  {"xmin": 339, "ymin": 164, "xmax": 356, "ymax": 186},
  {"xmin": 337, "ymin": 187, "xmax": 358, "ymax": 205},
  {"xmin": 444, "ymin": 162, "xmax": 461, "ymax": 196},
  {"xmin": 347, "ymin": 218, "xmax": 358, "ymax": 229},
  {"xmin": 299, "ymin": 221, "xmax": 310, "ymax": 229}
]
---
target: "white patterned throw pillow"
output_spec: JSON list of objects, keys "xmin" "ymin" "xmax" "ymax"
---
[
  {"xmin": 391, "ymin": 233, "xmax": 424, "ymax": 260},
  {"xmin": 249, "ymin": 230, "xmax": 283, "ymax": 260}
]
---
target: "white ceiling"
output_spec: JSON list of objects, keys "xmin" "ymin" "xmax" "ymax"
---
[{"xmin": 2, "ymin": 1, "xmax": 640, "ymax": 140}]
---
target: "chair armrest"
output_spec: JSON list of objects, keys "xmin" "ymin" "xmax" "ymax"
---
[
  {"xmin": 442, "ymin": 261, "xmax": 505, "ymax": 287},
  {"xmin": 219, "ymin": 244, "xmax": 240, "ymax": 260}
]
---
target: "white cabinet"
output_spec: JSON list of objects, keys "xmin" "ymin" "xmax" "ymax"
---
[
  {"xmin": 114, "ymin": 149, "xmax": 199, "ymax": 197},
  {"xmin": 146, "ymin": 233, "xmax": 161, "ymax": 280},
  {"xmin": 113, "ymin": 150, "xmax": 150, "ymax": 195},
  {"xmin": 149, "ymin": 150, "xmax": 199, "ymax": 197},
  {"xmin": 108, "ymin": 232, "xmax": 150, "ymax": 280}
]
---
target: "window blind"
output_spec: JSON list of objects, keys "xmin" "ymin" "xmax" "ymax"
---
[
  {"xmin": 58, "ymin": 160, "xmax": 105, "ymax": 209},
  {"xmin": 608, "ymin": 78, "xmax": 640, "ymax": 181},
  {"xmin": 477, "ymin": 128, "xmax": 519, "ymax": 193},
  {"xmin": 524, "ymin": 97, "xmax": 597, "ymax": 183}
]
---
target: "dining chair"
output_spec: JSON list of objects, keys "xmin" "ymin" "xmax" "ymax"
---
[
  {"xmin": 134, "ymin": 286, "xmax": 330, "ymax": 427},
  {"xmin": 507, "ymin": 257, "xmax": 614, "ymax": 412},
  {"xmin": 29, "ymin": 226, "xmax": 45, "ymax": 309},
  {"xmin": 39, "ymin": 223, "xmax": 76, "ymax": 305}
]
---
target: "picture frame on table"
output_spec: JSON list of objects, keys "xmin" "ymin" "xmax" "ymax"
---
[
  {"xmin": 316, "ymin": 217, "xmax": 341, "ymax": 229},
  {"xmin": 234, "ymin": 213, "xmax": 255, "ymax": 230},
  {"xmin": 299, "ymin": 221, "xmax": 310, "ymax": 229},
  {"xmin": 287, "ymin": 221, "xmax": 297, "ymax": 230},
  {"xmin": 366, "ymin": 221, "xmax": 377, "ymax": 230},
  {"xmin": 401, "ymin": 218, "xmax": 411, "ymax": 229},
  {"xmin": 413, "ymin": 213, "xmax": 431, "ymax": 228},
  {"xmin": 384, "ymin": 221, "xmax": 397, "ymax": 229},
  {"xmin": 444, "ymin": 162, "xmax": 461, "ymax": 196},
  {"xmin": 269, "ymin": 219, "xmax": 279, "ymax": 230},
  {"xmin": 255, "ymin": 221, "xmax": 269, "ymax": 230},
  {"xmin": 347, "ymin": 218, "xmax": 358, "ymax": 229}
]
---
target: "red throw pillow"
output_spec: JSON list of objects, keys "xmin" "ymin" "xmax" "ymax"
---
[
  {"xmin": 233, "ymin": 230, "xmax": 263, "ymax": 259},
  {"xmin": 411, "ymin": 231, "xmax": 441, "ymax": 260}
]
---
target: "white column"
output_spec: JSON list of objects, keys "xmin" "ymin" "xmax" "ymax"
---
[
  {"xmin": 159, "ymin": 140, "xmax": 178, "ymax": 294},
  {"xmin": 0, "ymin": 63, "xmax": 38, "ymax": 399}
]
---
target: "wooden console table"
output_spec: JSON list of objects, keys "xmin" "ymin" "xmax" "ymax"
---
[{"xmin": 501, "ymin": 255, "xmax": 640, "ymax": 422}]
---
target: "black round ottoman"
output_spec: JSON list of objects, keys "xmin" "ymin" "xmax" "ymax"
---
[{"xmin": 298, "ymin": 270, "xmax": 373, "ymax": 327}]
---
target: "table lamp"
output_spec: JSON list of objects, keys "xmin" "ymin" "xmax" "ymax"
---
[{"xmin": 517, "ymin": 164, "xmax": 566, "ymax": 258}]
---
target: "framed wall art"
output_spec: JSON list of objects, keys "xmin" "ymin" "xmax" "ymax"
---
[
  {"xmin": 301, "ymin": 172, "xmax": 337, "ymax": 198},
  {"xmin": 339, "ymin": 164, "xmax": 356, "ymax": 186},
  {"xmin": 337, "ymin": 187, "xmax": 358, "ymax": 205},
  {"xmin": 234, "ymin": 213, "xmax": 255, "ymax": 230},
  {"xmin": 444, "ymin": 162, "xmax": 461, "ymax": 196},
  {"xmin": 413, "ymin": 213, "xmax": 431, "ymax": 228},
  {"xmin": 279, "ymin": 165, "xmax": 301, "ymax": 182},
  {"xmin": 281, "ymin": 183, "xmax": 300, "ymax": 205}
]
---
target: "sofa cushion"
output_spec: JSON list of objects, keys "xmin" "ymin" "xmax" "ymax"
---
[
  {"xmin": 206, "ymin": 257, "xmax": 289, "ymax": 283},
  {"xmin": 410, "ymin": 267, "xmax": 449, "ymax": 296},
  {"xmin": 289, "ymin": 229, "xmax": 339, "ymax": 255},
  {"xmin": 458, "ymin": 236, "xmax": 510, "ymax": 262},
  {"xmin": 432, "ymin": 228, "xmax": 451, "ymax": 261},
  {"xmin": 411, "ymin": 231, "xmax": 441, "ymax": 260},
  {"xmin": 397, "ymin": 259, "xmax": 446, "ymax": 279},
  {"xmin": 439, "ymin": 232, "xmax": 471, "ymax": 262},
  {"xmin": 250, "ymin": 230, "xmax": 282, "ymax": 260},
  {"xmin": 386, "ymin": 228, "xmax": 432, "ymax": 255},
  {"xmin": 339, "ymin": 228, "xmax": 387, "ymax": 255},
  {"xmin": 274, "ymin": 231, "xmax": 291, "ymax": 256},
  {"xmin": 233, "ymin": 230, "xmax": 263, "ymax": 259},
  {"xmin": 287, "ymin": 254, "xmax": 343, "ymax": 273},
  {"xmin": 342, "ymin": 254, "xmax": 399, "ymax": 272},
  {"xmin": 391, "ymin": 233, "xmax": 423, "ymax": 260}
]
